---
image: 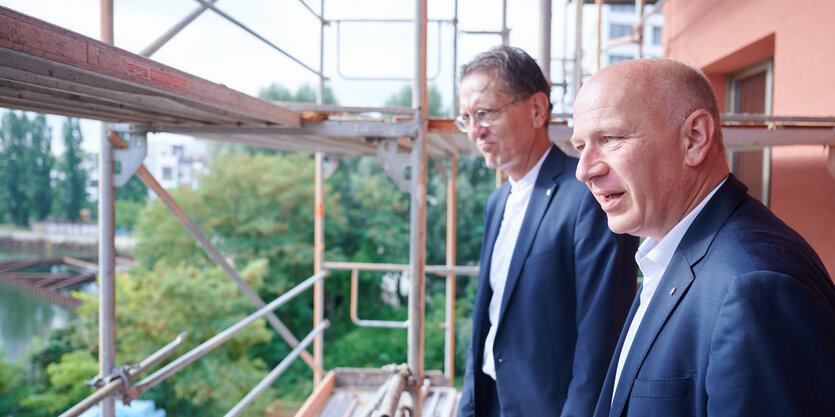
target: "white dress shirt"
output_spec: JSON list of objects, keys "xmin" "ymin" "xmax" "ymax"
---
[
  {"xmin": 612, "ymin": 177, "xmax": 727, "ymax": 401},
  {"xmin": 482, "ymin": 148, "xmax": 551, "ymax": 379}
]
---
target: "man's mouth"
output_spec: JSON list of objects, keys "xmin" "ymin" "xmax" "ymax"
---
[{"xmin": 599, "ymin": 192, "xmax": 624, "ymax": 208}]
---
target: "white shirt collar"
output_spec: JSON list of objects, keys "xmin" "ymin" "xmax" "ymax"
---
[
  {"xmin": 636, "ymin": 176, "xmax": 728, "ymax": 275},
  {"xmin": 612, "ymin": 176, "xmax": 729, "ymax": 398},
  {"xmin": 507, "ymin": 147, "xmax": 551, "ymax": 193}
]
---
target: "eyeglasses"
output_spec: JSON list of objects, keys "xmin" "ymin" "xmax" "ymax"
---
[{"xmin": 454, "ymin": 98, "xmax": 521, "ymax": 133}]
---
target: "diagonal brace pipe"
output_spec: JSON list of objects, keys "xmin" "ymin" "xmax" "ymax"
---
[
  {"xmin": 109, "ymin": 132, "xmax": 321, "ymax": 375},
  {"xmin": 123, "ymin": 270, "xmax": 328, "ymax": 403}
]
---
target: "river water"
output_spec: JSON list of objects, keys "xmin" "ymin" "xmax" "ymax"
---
[{"xmin": 0, "ymin": 245, "xmax": 94, "ymax": 363}]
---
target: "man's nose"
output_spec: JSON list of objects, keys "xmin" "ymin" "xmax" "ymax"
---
[
  {"xmin": 575, "ymin": 147, "xmax": 606, "ymax": 182},
  {"xmin": 468, "ymin": 121, "xmax": 487, "ymax": 141}
]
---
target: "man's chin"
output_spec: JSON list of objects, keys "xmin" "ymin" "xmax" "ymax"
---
[{"xmin": 605, "ymin": 217, "xmax": 636, "ymax": 236}]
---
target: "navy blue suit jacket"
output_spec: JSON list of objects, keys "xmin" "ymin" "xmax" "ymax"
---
[
  {"xmin": 594, "ymin": 174, "xmax": 835, "ymax": 417},
  {"xmin": 459, "ymin": 146, "xmax": 639, "ymax": 417}
]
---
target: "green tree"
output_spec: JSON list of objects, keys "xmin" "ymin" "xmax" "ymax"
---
[
  {"xmin": 379, "ymin": 83, "xmax": 494, "ymax": 377},
  {"xmin": 56, "ymin": 118, "xmax": 88, "ymax": 222},
  {"xmin": 0, "ymin": 351, "xmax": 27, "ymax": 416},
  {"xmin": 133, "ymin": 152, "xmax": 347, "ymax": 393},
  {"xmin": 59, "ymin": 261, "xmax": 277, "ymax": 416},
  {"xmin": 113, "ymin": 175, "xmax": 148, "ymax": 231},
  {"xmin": 116, "ymin": 174, "xmax": 148, "ymax": 204},
  {"xmin": 29, "ymin": 114, "xmax": 54, "ymax": 221},
  {"xmin": 21, "ymin": 351, "xmax": 98, "ymax": 415},
  {"xmin": 0, "ymin": 111, "xmax": 56, "ymax": 225},
  {"xmin": 384, "ymin": 83, "xmax": 446, "ymax": 117},
  {"xmin": 0, "ymin": 111, "xmax": 32, "ymax": 226},
  {"xmin": 258, "ymin": 82, "xmax": 337, "ymax": 105}
]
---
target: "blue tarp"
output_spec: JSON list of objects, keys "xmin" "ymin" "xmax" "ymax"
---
[{"xmin": 79, "ymin": 400, "xmax": 165, "ymax": 417}]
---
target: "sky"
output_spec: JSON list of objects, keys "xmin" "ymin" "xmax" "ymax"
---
[{"xmin": 0, "ymin": 0, "xmax": 597, "ymax": 154}]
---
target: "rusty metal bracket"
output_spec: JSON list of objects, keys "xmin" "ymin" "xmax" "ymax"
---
[
  {"xmin": 322, "ymin": 154, "xmax": 339, "ymax": 180},
  {"xmin": 376, "ymin": 138, "xmax": 412, "ymax": 193},
  {"xmin": 111, "ymin": 126, "xmax": 147, "ymax": 187}
]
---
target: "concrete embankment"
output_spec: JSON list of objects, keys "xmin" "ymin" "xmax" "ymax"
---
[{"xmin": 0, "ymin": 222, "xmax": 136, "ymax": 252}]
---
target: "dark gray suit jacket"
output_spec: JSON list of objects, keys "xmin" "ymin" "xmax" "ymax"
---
[{"xmin": 594, "ymin": 174, "xmax": 835, "ymax": 417}]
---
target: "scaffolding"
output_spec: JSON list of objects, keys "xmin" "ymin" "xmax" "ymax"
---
[{"xmin": 2, "ymin": 1, "xmax": 835, "ymax": 416}]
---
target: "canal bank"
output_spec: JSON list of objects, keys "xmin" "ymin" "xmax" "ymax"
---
[
  {"xmin": 0, "ymin": 222, "xmax": 136, "ymax": 252},
  {"xmin": 0, "ymin": 245, "xmax": 90, "ymax": 363},
  {"xmin": 0, "ymin": 224, "xmax": 135, "ymax": 362}
]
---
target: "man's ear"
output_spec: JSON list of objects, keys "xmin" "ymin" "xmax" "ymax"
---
[
  {"xmin": 530, "ymin": 91, "xmax": 550, "ymax": 128},
  {"xmin": 681, "ymin": 109, "xmax": 716, "ymax": 167}
]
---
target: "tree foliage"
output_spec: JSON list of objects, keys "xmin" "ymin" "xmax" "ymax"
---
[
  {"xmin": 56, "ymin": 118, "xmax": 88, "ymax": 222},
  {"xmin": 61, "ymin": 261, "xmax": 277, "ymax": 416},
  {"xmin": 0, "ymin": 350, "xmax": 27, "ymax": 416},
  {"xmin": 21, "ymin": 351, "xmax": 98, "ymax": 415},
  {"xmin": 6, "ymin": 82, "xmax": 497, "ymax": 414},
  {"xmin": 0, "ymin": 111, "xmax": 54, "ymax": 226},
  {"xmin": 258, "ymin": 82, "xmax": 337, "ymax": 105},
  {"xmin": 384, "ymin": 83, "xmax": 447, "ymax": 117},
  {"xmin": 29, "ymin": 114, "xmax": 54, "ymax": 221}
]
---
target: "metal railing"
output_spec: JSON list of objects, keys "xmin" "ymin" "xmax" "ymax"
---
[
  {"xmin": 324, "ymin": 261, "xmax": 479, "ymax": 382},
  {"xmin": 60, "ymin": 270, "xmax": 330, "ymax": 417}
]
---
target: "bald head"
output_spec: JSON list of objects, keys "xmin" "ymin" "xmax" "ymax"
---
[
  {"xmin": 571, "ymin": 58, "xmax": 730, "ymax": 240},
  {"xmin": 589, "ymin": 59, "xmax": 724, "ymax": 149}
]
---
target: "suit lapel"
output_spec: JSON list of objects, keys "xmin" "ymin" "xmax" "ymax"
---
[
  {"xmin": 608, "ymin": 175, "xmax": 748, "ymax": 417},
  {"xmin": 497, "ymin": 147, "xmax": 565, "ymax": 329},
  {"xmin": 609, "ymin": 253, "xmax": 695, "ymax": 417},
  {"xmin": 471, "ymin": 183, "xmax": 511, "ymax": 357},
  {"xmin": 595, "ymin": 291, "xmax": 642, "ymax": 417}
]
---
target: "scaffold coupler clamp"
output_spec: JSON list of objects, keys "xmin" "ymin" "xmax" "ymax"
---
[{"xmin": 84, "ymin": 364, "xmax": 138, "ymax": 391}]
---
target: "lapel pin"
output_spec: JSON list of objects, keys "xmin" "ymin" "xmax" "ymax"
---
[
  {"xmin": 669, "ymin": 286, "xmax": 677, "ymax": 296},
  {"xmin": 546, "ymin": 188, "xmax": 552, "ymax": 196}
]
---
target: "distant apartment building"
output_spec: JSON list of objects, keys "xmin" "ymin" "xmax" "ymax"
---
[
  {"xmin": 604, "ymin": 3, "xmax": 664, "ymax": 66},
  {"xmin": 84, "ymin": 135, "xmax": 208, "ymax": 201},
  {"xmin": 552, "ymin": 2, "xmax": 664, "ymax": 112},
  {"xmin": 145, "ymin": 135, "xmax": 209, "ymax": 192}
]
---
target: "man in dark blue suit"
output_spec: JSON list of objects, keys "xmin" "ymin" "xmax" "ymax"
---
[
  {"xmin": 456, "ymin": 46, "xmax": 638, "ymax": 417},
  {"xmin": 572, "ymin": 58, "xmax": 835, "ymax": 417}
]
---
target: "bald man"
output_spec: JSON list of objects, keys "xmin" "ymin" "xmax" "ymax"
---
[{"xmin": 571, "ymin": 58, "xmax": 835, "ymax": 417}]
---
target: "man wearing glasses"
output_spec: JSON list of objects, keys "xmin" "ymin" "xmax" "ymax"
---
[{"xmin": 456, "ymin": 45, "xmax": 638, "ymax": 417}]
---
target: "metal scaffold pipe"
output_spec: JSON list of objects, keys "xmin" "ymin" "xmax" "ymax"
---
[
  {"xmin": 57, "ymin": 333, "xmax": 187, "ymax": 417},
  {"xmin": 224, "ymin": 321, "xmax": 330, "ymax": 417},
  {"xmin": 408, "ymin": 0, "xmax": 428, "ymax": 415},
  {"xmin": 98, "ymin": 2, "xmax": 115, "ymax": 416},
  {"xmin": 123, "ymin": 270, "xmax": 329, "ymax": 403},
  {"xmin": 106, "ymin": 133, "xmax": 322, "ymax": 376}
]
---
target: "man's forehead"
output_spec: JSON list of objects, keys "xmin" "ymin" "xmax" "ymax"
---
[{"xmin": 459, "ymin": 72, "xmax": 513, "ymax": 110}]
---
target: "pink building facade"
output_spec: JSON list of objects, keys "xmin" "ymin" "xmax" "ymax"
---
[{"xmin": 663, "ymin": 0, "xmax": 835, "ymax": 276}]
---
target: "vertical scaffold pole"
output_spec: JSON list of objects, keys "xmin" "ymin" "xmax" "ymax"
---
[
  {"xmin": 313, "ymin": 153, "xmax": 325, "ymax": 387},
  {"xmin": 539, "ymin": 0, "xmax": 552, "ymax": 80},
  {"xmin": 573, "ymin": 0, "xmax": 584, "ymax": 100},
  {"xmin": 444, "ymin": 155, "xmax": 458, "ymax": 385},
  {"xmin": 313, "ymin": 0, "xmax": 327, "ymax": 387},
  {"xmin": 409, "ymin": 0, "xmax": 428, "ymax": 415},
  {"xmin": 98, "ymin": 2, "xmax": 116, "ymax": 416},
  {"xmin": 451, "ymin": 0, "xmax": 460, "ymax": 117}
]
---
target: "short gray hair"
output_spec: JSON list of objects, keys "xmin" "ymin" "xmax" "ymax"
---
[{"xmin": 459, "ymin": 45, "xmax": 553, "ymax": 112}]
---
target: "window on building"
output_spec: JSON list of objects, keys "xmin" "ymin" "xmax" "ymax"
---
[
  {"xmin": 609, "ymin": 54, "xmax": 632, "ymax": 64},
  {"xmin": 610, "ymin": 23, "xmax": 631, "ymax": 39},
  {"xmin": 727, "ymin": 60, "xmax": 773, "ymax": 206},
  {"xmin": 610, "ymin": 5, "xmax": 635, "ymax": 13},
  {"xmin": 162, "ymin": 167, "xmax": 173, "ymax": 181},
  {"xmin": 652, "ymin": 26, "xmax": 662, "ymax": 46}
]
